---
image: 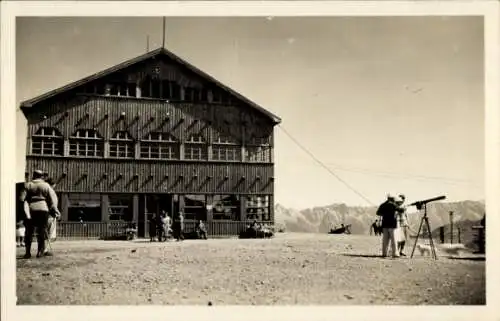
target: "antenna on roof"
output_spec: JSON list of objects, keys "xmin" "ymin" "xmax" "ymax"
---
[
  {"xmin": 162, "ymin": 17, "xmax": 166, "ymax": 48},
  {"xmin": 146, "ymin": 35, "xmax": 150, "ymax": 52}
]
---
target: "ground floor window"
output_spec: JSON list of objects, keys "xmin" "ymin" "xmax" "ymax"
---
[
  {"xmin": 108, "ymin": 194, "xmax": 133, "ymax": 221},
  {"xmin": 246, "ymin": 195, "xmax": 271, "ymax": 221},
  {"xmin": 67, "ymin": 193, "xmax": 101, "ymax": 222},
  {"xmin": 184, "ymin": 194, "xmax": 207, "ymax": 221},
  {"xmin": 212, "ymin": 195, "xmax": 240, "ymax": 220}
]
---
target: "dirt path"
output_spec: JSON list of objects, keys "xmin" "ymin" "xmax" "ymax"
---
[{"xmin": 16, "ymin": 233, "xmax": 485, "ymax": 305}]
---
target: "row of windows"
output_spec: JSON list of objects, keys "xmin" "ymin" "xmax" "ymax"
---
[
  {"xmin": 31, "ymin": 128, "xmax": 271, "ymax": 162},
  {"xmin": 82, "ymin": 77, "xmax": 231, "ymax": 104},
  {"xmin": 33, "ymin": 128, "xmax": 269, "ymax": 146},
  {"xmin": 67, "ymin": 193, "xmax": 272, "ymax": 222}
]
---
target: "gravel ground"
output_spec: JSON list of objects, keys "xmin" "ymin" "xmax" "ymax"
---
[{"xmin": 16, "ymin": 233, "xmax": 485, "ymax": 305}]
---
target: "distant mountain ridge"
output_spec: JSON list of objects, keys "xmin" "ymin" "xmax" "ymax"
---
[{"xmin": 274, "ymin": 200, "xmax": 485, "ymax": 235}]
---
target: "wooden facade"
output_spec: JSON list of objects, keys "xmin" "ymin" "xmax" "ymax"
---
[{"xmin": 20, "ymin": 48, "xmax": 281, "ymax": 238}]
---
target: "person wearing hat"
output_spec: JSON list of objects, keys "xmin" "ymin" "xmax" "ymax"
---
[
  {"xmin": 376, "ymin": 193, "xmax": 404, "ymax": 258},
  {"xmin": 20, "ymin": 170, "xmax": 60, "ymax": 258},
  {"xmin": 395, "ymin": 194, "xmax": 410, "ymax": 256}
]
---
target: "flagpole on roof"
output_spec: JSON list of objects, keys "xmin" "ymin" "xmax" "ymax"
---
[{"xmin": 162, "ymin": 17, "xmax": 166, "ymax": 48}]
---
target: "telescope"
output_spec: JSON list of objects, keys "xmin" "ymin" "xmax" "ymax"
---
[
  {"xmin": 408, "ymin": 195, "xmax": 446, "ymax": 260},
  {"xmin": 409, "ymin": 195, "xmax": 446, "ymax": 211}
]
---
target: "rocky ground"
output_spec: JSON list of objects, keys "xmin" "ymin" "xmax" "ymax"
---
[{"xmin": 16, "ymin": 233, "xmax": 485, "ymax": 305}]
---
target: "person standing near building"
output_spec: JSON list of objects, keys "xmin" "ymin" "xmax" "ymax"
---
[
  {"xmin": 196, "ymin": 220, "xmax": 208, "ymax": 240},
  {"xmin": 376, "ymin": 194, "xmax": 403, "ymax": 258},
  {"xmin": 156, "ymin": 211, "xmax": 167, "ymax": 242},
  {"xmin": 20, "ymin": 170, "xmax": 60, "ymax": 258},
  {"xmin": 148, "ymin": 214, "xmax": 157, "ymax": 242},
  {"xmin": 173, "ymin": 210, "xmax": 185, "ymax": 241},
  {"xmin": 45, "ymin": 177, "xmax": 58, "ymax": 242},
  {"xmin": 164, "ymin": 212, "xmax": 172, "ymax": 239}
]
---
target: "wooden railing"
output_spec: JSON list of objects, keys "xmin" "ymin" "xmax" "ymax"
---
[
  {"xmin": 51, "ymin": 220, "xmax": 273, "ymax": 240},
  {"xmin": 57, "ymin": 222, "xmax": 130, "ymax": 240}
]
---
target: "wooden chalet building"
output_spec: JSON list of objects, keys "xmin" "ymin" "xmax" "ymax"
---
[{"xmin": 20, "ymin": 47, "xmax": 281, "ymax": 238}]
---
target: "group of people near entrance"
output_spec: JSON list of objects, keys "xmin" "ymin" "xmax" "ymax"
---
[
  {"xmin": 18, "ymin": 169, "xmax": 60, "ymax": 258},
  {"xmin": 376, "ymin": 193, "xmax": 413, "ymax": 258},
  {"xmin": 148, "ymin": 210, "xmax": 207, "ymax": 242}
]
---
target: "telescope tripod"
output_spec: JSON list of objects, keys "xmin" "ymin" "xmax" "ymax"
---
[{"xmin": 410, "ymin": 203, "xmax": 438, "ymax": 260}]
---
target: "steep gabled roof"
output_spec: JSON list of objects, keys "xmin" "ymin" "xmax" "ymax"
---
[{"xmin": 20, "ymin": 47, "xmax": 281, "ymax": 124}]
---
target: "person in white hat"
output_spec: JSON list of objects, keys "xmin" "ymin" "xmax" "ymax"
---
[
  {"xmin": 19, "ymin": 170, "xmax": 60, "ymax": 258},
  {"xmin": 395, "ymin": 194, "xmax": 411, "ymax": 256}
]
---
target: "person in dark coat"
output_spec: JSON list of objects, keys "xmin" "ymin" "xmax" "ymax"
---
[
  {"xmin": 148, "ymin": 215, "xmax": 157, "ymax": 242},
  {"xmin": 376, "ymin": 194, "xmax": 404, "ymax": 258}
]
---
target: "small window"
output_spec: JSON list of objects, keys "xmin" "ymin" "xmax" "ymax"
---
[
  {"xmin": 127, "ymin": 83, "xmax": 137, "ymax": 97},
  {"xmin": 141, "ymin": 77, "xmax": 151, "ymax": 98},
  {"xmin": 183, "ymin": 87, "xmax": 194, "ymax": 101},
  {"xmin": 171, "ymin": 83, "xmax": 181, "ymax": 100},
  {"xmin": 69, "ymin": 129, "xmax": 104, "ymax": 157},
  {"xmin": 31, "ymin": 127, "xmax": 64, "ymax": 156},
  {"xmin": 245, "ymin": 146, "xmax": 271, "ymax": 163},
  {"xmin": 140, "ymin": 132, "xmax": 180, "ymax": 160},
  {"xmin": 184, "ymin": 134, "xmax": 208, "ymax": 160},
  {"xmin": 118, "ymin": 85, "xmax": 128, "ymax": 96},
  {"xmin": 151, "ymin": 79, "xmax": 161, "ymax": 98},
  {"xmin": 110, "ymin": 131, "xmax": 135, "ymax": 158},
  {"xmin": 213, "ymin": 145, "xmax": 241, "ymax": 161},
  {"xmin": 211, "ymin": 90, "xmax": 222, "ymax": 103},
  {"xmin": 201, "ymin": 89, "xmax": 209, "ymax": 102},
  {"xmin": 212, "ymin": 133, "xmax": 241, "ymax": 161},
  {"xmin": 184, "ymin": 87, "xmax": 200, "ymax": 102},
  {"xmin": 161, "ymin": 80, "xmax": 172, "ymax": 99},
  {"xmin": 109, "ymin": 85, "xmax": 119, "ymax": 96}
]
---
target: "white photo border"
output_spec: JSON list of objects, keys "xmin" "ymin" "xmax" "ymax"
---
[{"xmin": 1, "ymin": 1, "xmax": 498, "ymax": 321}]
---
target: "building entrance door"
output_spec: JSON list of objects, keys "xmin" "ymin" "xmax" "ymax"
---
[{"xmin": 139, "ymin": 194, "xmax": 175, "ymax": 238}]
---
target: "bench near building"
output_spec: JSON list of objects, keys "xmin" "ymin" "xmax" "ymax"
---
[{"xmin": 19, "ymin": 47, "xmax": 281, "ymax": 239}]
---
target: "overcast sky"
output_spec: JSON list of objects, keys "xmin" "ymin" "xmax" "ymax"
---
[{"xmin": 16, "ymin": 16, "xmax": 484, "ymax": 209}]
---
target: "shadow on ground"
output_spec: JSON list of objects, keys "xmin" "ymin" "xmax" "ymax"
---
[
  {"xmin": 341, "ymin": 253, "xmax": 385, "ymax": 259},
  {"xmin": 447, "ymin": 256, "xmax": 485, "ymax": 262}
]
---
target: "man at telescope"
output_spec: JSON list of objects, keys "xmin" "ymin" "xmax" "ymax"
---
[{"xmin": 376, "ymin": 194, "xmax": 405, "ymax": 258}]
